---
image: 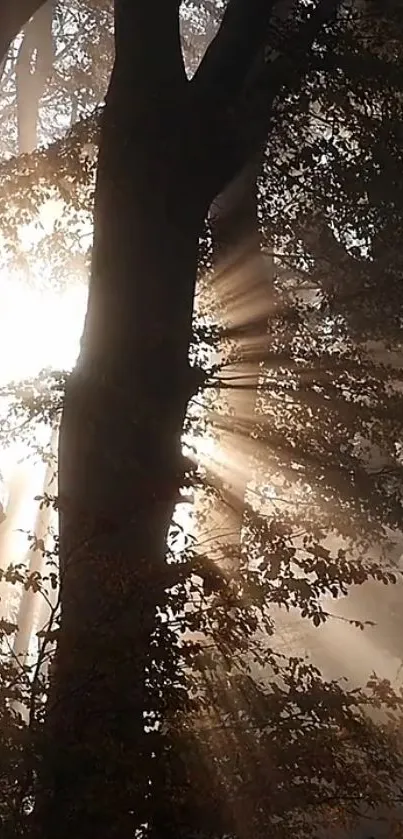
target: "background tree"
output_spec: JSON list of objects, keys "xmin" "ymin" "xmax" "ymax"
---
[
  {"xmin": 0, "ymin": 0, "xmax": 112, "ymax": 156},
  {"xmin": 16, "ymin": 1, "xmax": 54, "ymax": 154}
]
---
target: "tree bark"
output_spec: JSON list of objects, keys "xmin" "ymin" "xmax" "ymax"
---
[
  {"xmin": 35, "ymin": 3, "xmax": 204, "ymax": 836},
  {"xmin": 38, "ymin": 179, "xmax": 202, "ymax": 836}
]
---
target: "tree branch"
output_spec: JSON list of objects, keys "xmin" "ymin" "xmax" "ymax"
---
[
  {"xmin": 192, "ymin": 0, "xmax": 342, "ymax": 203},
  {"xmin": 193, "ymin": 0, "xmax": 278, "ymax": 106},
  {"xmin": 0, "ymin": 0, "xmax": 46, "ymax": 65},
  {"xmin": 112, "ymin": 0, "xmax": 186, "ymax": 98}
]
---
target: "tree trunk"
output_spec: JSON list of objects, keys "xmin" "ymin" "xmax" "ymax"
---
[
  {"xmin": 13, "ymin": 428, "xmax": 57, "ymax": 664},
  {"xmin": 35, "ymin": 6, "xmax": 206, "ymax": 838},
  {"xmin": 16, "ymin": 0, "xmax": 53, "ymax": 153},
  {"xmin": 0, "ymin": 469, "xmax": 27, "ymax": 619},
  {"xmin": 39, "ymin": 196, "xmax": 201, "ymax": 837}
]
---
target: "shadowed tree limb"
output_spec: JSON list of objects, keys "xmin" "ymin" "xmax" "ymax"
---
[
  {"xmin": 193, "ymin": 0, "xmax": 278, "ymax": 105},
  {"xmin": 211, "ymin": 0, "xmax": 343, "ymax": 192},
  {"xmin": 193, "ymin": 0, "xmax": 341, "ymax": 111}
]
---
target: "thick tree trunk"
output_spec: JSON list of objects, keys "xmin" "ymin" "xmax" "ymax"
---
[
  {"xmin": 35, "ymin": 7, "xmax": 205, "ymax": 839},
  {"xmin": 39, "ymin": 205, "xmax": 201, "ymax": 837}
]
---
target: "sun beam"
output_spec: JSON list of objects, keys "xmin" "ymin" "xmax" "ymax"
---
[{"xmin": 0, "ymin": 240, "xmax": 398, "ymax": 702}]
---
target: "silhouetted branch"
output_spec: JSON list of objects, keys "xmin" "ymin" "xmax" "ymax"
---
[{"xmin": 193, "ymin": 0, "xmax": 277, "ymax": 105}]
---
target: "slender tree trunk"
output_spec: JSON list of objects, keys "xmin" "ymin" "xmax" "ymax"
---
[
  {"xmin": 13, "ymin": 428, "xmax": 57, "ymax": 663},
  {"xmin": 0, "ymin": 468, "xmax": 29, "ymax": 618},
  {"xmin": 16, "ymin": 0, "xmax": 53, "ymax": 153}
]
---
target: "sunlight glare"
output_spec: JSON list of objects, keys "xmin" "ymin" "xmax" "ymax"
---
[{"xmin": 0, "ymin": 271, "xmax": 87, "ymax": 385}]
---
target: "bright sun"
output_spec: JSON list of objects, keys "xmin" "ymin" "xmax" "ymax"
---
[{"xmin": 0, "ymin": 273, "xmax": 87, "ymax": 387}]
